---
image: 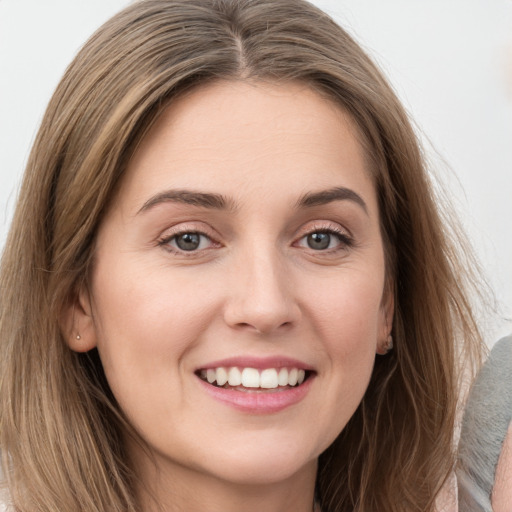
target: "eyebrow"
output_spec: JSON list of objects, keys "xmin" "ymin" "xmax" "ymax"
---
[
  {"xmin": 296, "ymin": 186, "xmax": 368, "ymax": 214},
  {"xmin": 137, "ymin": 186, "xmax": 367, "ymax": 215},
  {"xmin": 137, "ymin": 189, "xmax": 236, "ymax": 214}
]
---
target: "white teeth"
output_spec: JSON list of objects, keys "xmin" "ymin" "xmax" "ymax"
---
[
  {"xmin": 206, "ymin": 368, "xmax": 216, "ymax": 384},
  {"xmin": 278, "ymin": 368, "xmax": 289, "ymax": 386},
  {"xmin": 200, "ymin": 366, "xmax": 308, "ymax": 389},
  {"xmin": 260, "ymin": 368, "xmax": 278, "ymax": 389},
  {"xmin": 216, "ymin": 367, "xmax": 228, "ymax": 386},
  {"xmin": 241, "ymin": 368, "xmax": 260, "ymax": 388},
  {"xmin": 228, "ymin": 367, "xmax": 242, "ymax": 386},
  {"xmin": 288, "ymin": 368, "xmax": 298, "ymax": 386}
]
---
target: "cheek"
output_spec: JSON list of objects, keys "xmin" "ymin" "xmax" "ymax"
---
[
  {"xmin": 88, "ymin": 262, "xmax": 227, "ymax": 440},
  {"xmin": 304, "ymin": 293, "xmax": 380, "ymax": 455},
  {"xmin": 89, "ymin": 259, "xmax": 219, "ymax": 391},
  {"xmin": 306, "ymin": 270, "xmax": 385, "ymax": 350},
  {"xmin": 302, "ymin": 269, "xmax": 384, "ymax": 410}
]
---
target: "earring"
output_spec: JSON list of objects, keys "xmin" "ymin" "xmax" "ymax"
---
[
  {"xmin": 385, "ymin": 334, "xmax": 393, "ymax": 352},
  {"xmin": 76, "ymin": 334, "xmax": 81, "ymax": 340}
]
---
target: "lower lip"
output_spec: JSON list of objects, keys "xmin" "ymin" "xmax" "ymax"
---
[{"xmin": 197, "ymin": 376, "xmax": 314, "ymax": 414}]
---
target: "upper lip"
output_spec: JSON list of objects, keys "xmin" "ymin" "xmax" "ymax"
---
[{"xmin": 196, "ymin": 355, "xmax": 315, "ymax": 371}]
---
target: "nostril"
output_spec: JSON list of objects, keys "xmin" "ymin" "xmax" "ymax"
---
[
  {"xmin": 223, "ymin": 286, "xmax": 301, "ymax": 334},
  {"xmin": 232, "ymin": 320, "xmax": 293, "ymax": 334}
]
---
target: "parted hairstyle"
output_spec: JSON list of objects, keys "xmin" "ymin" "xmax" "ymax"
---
[{"xmin": 0, "ymin": 1, "xmax": 484, "ymax": 511}]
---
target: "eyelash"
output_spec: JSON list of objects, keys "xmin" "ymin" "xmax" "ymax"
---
[
  {"xmin": 296, "ymin": 224, "xmax": 354, "ymax": 252},
  {"xmin": 158, "ymin": 229, "xmax": 218, "ymax": 255},
  {"xmin": 157, "ymin": 224, "xmax": 354, "ymax": 256}
]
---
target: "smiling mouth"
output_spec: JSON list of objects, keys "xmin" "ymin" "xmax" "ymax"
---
[{"xmin": 196, "ymin": 366, "xmax": 313, "ymax": 392}]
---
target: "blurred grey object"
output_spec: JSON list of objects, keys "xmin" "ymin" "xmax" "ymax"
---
[{"xmin": 458, "ymin": 335, "xmax": 512, "ymax": 511}]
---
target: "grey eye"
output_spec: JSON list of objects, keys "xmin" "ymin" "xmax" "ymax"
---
[
  {"xmin": 307, "ymin": 232, "xmax": 331, "ymax": 250},
  {"xmin": 175, "ymin": 233, "xmax": 201, "ymax": 251}
]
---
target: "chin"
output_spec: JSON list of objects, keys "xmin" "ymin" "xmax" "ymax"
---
[
  {"xmin": 200, "ymin": 453, "xmax": 317, "ymax": 487},
  {"xmin": 198, "ymin": 431, "xmax": 325, "ymax": 486}
]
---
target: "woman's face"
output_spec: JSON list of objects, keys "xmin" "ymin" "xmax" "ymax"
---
[{"xmin": 74, "ymin": 81, "xmax": 391, "ymax": 489}]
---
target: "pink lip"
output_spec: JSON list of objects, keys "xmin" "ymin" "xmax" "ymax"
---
[
  {"xmin": 196, "ymin": 355, "xmax": 315, "ymax": 371},
  {"xmin": 197, "ymin": 374, "xmax": 314, "ymax": 414}
]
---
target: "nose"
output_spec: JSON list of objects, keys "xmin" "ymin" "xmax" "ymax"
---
[{"xmin": 223, "ymin": 248, "xmax": 301, "ymax": 335}]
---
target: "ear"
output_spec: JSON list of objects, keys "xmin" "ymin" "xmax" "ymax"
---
[
  {"xmin": 376, "ymin": 286, "xmax": 395, "ymax": 355},
  {"xmin": 60, "ymin": 284, "xmax": 97, "ymax": 353}
]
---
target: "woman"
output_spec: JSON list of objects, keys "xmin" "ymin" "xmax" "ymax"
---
[{"xmin": 0, "ymin": 1, "xmax": 484, "ymax": 510}]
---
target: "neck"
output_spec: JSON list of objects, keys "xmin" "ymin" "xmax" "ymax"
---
[{"xmin": 133, "ymin": 451, "xmax": 318, "ymax": 512}]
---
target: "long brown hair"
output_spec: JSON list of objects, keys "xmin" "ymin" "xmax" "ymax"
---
[{"xmin": 0, "ymin": 1, "xmax": 483, "ymax": 510}]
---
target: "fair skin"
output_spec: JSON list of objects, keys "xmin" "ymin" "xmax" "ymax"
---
[
  {"xmin": 493, "ymin": 423, "xmax": 512, "ymax": 512},
  {"xmin": 67, "ymin": 81, "xmax": 392, "ymax": 512}
]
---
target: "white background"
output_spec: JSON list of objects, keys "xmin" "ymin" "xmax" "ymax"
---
[{"xmin": 1, "ymin": 1, "xmax": 511, "ymax": 344}]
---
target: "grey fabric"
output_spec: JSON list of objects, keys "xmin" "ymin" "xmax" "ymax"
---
[{"xmin": 457, "ymin": 335, "xmax": 512, "ymax": 511}]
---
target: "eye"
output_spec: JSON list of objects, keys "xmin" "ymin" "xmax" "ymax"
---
[
  {"xmin": 160, "ymin": 231, "xmax": 214, "ymax": 252},
  {"xmin": 306, "ymin": 232, "xmax": 332, "ymax": 250},
  {"xmin": 296, "ymin": 228, "xmax": 353, "ymax": 251}
]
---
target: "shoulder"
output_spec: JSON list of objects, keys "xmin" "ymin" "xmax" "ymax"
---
[
  {"xmin": 0, "ymin": 488, "xmax": 10, "ymax": 510},
  {"xmin": 492, "ymin": 421, "xmax": 512, "ymax": 512},
  {"xmin": 435, "ymin": 471, "xmax": 458, "ymax": 512},
  {"xmin": 461, "ymin": 335, "xmax": 512, "ymax": 439},
  {"xmin": 0, "ymin": 465, "xmax": 11, "ymax": 511},
  {"xmin": 457, "ymin": 335, "xmax": 512, "ymax": 511},
  {"xmin": 0, "ymin": 491, "xmax": 10, "ymax": 511},
  {"xmin": 469, "ymin": 335, "xmax": 512, "ymax": 398}
]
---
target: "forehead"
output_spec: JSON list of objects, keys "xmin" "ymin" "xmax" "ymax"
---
[{"xmin": 117, "ymin": 80, "xmax": 377, "ymax": 214}]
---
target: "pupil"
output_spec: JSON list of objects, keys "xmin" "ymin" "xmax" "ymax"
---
[
  {"xmin": 308, "ymin": 232, "xmax": 330, "ymax": 250},
  {"xmin": 176, "ymin": 233, "xmax": 200, "ymax": 251}
]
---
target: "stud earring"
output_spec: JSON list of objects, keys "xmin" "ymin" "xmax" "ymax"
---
[
  {"xmin": 385, "ymin": 334, "xmax": 393, "ymax": 352},
  {"xmin": 76, "ymin": 334, "xmax": 81, "ymax": 340}
]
